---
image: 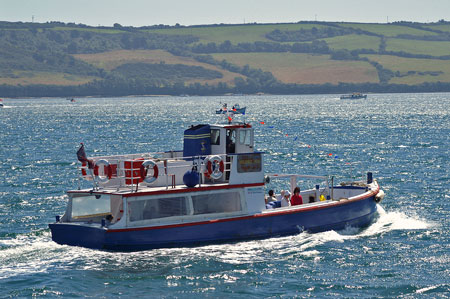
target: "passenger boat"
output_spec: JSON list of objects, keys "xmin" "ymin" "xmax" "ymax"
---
[
  {"xmin": 49, "ymin": 108, "xmax": 384, "ymax": 251},
  {"xmin": 340, "ymin": 93, "xmax": 367, "ymax": 100}
]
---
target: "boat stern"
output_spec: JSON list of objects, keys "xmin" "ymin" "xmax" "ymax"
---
[{"xmin": 49, "ymin": 222, "xmax": 107, "ymax": 249}]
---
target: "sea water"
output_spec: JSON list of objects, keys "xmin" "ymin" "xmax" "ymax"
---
[{"xmin": 0, "ymin": 93, "xmax": 449, "ymax": 297}]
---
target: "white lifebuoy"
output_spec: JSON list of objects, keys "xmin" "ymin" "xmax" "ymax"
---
[
  {"xmin": 205, "ymin": 155, "xmax": 224, "ymax": 180},
  {"xmin": 140, "ymin": 160, "xmax": 159, "ymax": 184},
  {"xmin": 95, "ymin": 159, "xmax": 112, "ymax": 183}
]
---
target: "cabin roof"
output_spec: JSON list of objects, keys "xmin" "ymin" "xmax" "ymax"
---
[
  {"xmin": 67, "ymin": 182, "xmax": 264, "ymax": 197},
  {"xmin": 210, "ymin": 123, "xmax": 252, "ymax": 129}
]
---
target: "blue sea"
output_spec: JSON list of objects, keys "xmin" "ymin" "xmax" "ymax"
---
[{"xmin": 0, "ymin": 93, "xmax": 449, "ymax": 297}]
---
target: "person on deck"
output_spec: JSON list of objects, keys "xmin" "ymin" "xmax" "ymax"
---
[
  {"xmin": 276, "ymin": 190, "xmax": 285, "ymax": 201},
  {"xmin": 265, "ymin": 189, "xmax": 277, "ymax": 204},
  {"xmin": 280, "ymin": 190, "xmax": 291, "ymax": 207},
  {"xmin": 291, "ymin": 187, "xmax": 303, "ymax": 206}
]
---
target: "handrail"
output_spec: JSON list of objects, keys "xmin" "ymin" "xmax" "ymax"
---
[
  {"xmin": 266, "ymin": 173, "xmax": 328, "ymax": 180},
  {"xmin": 78, "ymin": 153, "xmax": 232, "ymax": 190}
]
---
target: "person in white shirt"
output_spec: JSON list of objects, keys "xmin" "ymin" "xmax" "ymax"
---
[{"xmin": 280, "ymin": 190, "xmax": 291, "ymax": 207}]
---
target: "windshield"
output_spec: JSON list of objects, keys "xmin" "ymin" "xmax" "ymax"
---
[{"xmin": 71, "ymin": 194, "xmax": 111, "ymax": 219}]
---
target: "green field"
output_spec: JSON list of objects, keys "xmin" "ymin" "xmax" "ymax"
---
[
  {"xmin": 422, "ymin": 24, "xmax": 450, "ymax": 33},
  {"xmin": 146, "ymin": 23, "xmax": 332, "ymax": 44},
  {"xmin": 0, "ymin": 71, "xmax": 99, "ymax": 86},
  {"xmin": 337, "ymin": 23, "xmax": 438, "ymax": 37},
  {"xmin": 52, "ymin": 26, "xmax": 124, "ymax": 34},
  {"xmin": 212, "ymin": 52, "xmax": 378, "ymax": 84},
  {"xmin": 362, "ymin": 54, "xmax": 450, "ymax": 84},
  {"xmin": 323, "ymin": 34, "xmax": 381, "ymax": 51},
  {"xmin": 386, "ymin": 38, "xmax": 450, "ymax": 56},
  {"xmin": 74, "ymin": 49, "xmax": 244, "ymax": 85}
]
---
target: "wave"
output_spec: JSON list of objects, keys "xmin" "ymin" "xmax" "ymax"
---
[{"xmin": 0, "ymin": 206, "xmax": 433, "ymax": 279}]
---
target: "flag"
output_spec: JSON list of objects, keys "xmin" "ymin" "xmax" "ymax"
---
[{"xmin": 77, "ymin": 143, "xmax": 94, "ymax": 169}]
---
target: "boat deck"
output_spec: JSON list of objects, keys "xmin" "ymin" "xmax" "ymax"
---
[{"xmin": 69, "ymin": 181, "xmax": 261, "ymax": 197}]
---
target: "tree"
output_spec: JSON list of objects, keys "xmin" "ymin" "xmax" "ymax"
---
[{"xmin": 67, "ymin": 42, "xmax": 78, "ymax": 54}]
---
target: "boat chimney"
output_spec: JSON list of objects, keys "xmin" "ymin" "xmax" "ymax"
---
[{"xmin": 367, "ymin": 172, "xmax": 373, "ymax": 184}]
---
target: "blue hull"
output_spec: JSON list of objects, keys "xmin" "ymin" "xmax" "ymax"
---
[{"xmin": 49, "ymin": 195, "xmax": 377, "ymax": 251}]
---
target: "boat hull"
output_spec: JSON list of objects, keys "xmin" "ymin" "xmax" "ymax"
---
[
  {"xmin": 49, "ymin": 195, "xmax": 378, "ymax": 251},
  {"xmin": 49, "ymin": 223, "xmax": 106, "ymax": 249}
]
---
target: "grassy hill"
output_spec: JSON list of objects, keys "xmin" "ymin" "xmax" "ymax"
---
[
  {"xmin": 1, "ymin": 20, "xmax": 450, "ymax": 96},
  {"xmin": 73, "ymin": 49, "xmax": 244, "ymax": 85},
  {"xmin": 211, "ymin": 53, "xmax": 379, "ymax": 84}
]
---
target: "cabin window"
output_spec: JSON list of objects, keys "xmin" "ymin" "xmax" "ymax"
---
[
  {"xmin": 71, "ymin": 194, "xmax": 111, "ymax": 219},
  {"xmin": 128, "ymin": 196, "xmax": 188, "ymax": 222},
  {"xmin": 237, "ymin": 153, "xmax": 262, "ymax": 173},
  {"xmin": 192, "ymin": 191, "xmax": 242, "ymax": 215},
  {"xmin": 210, "ymin": 129, "xmax": 220, "ymax": 145},
  {"xmin": 239, "ymin": 129, "xmax": 252, "ymax": 146}
]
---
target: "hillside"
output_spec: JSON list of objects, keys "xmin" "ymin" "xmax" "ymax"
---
[{"xmin": 1, "ymin": 20, "xmax": 450, "ymax": 96}]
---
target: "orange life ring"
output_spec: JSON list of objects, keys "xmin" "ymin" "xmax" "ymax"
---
[
  {"xmin": 206, "ymin": 155, "xmax": 224, "ymax": 180},
  {"xmin": 140, "ymin": 160, "xmax": 159, "ymax": 184},
  {"xmin": 95, "ymin": 159, "xmax": 112, "ymax": 183}
]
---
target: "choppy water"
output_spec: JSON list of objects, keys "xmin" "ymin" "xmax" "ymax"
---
[{"xmin": 0, "ymin": 93, "xmax": 449, "ymax": 297}]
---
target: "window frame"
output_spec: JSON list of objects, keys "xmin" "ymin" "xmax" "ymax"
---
[
  {"xmin": 210, "ymin": 129, "xmax": 221, "ymax": 145},
  {"xmin": 126, "ymin": 189, "xmax": 246, "ymax": 224}
]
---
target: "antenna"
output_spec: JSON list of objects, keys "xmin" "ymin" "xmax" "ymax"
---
[{"xmin": 32, "ymin": 15, "xmax": 34, "ymax": 23}]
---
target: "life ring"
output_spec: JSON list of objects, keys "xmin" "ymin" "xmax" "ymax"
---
[
  {"xmin": 140, "ymin": 160, "xmax": 159, "ymax": 184},
  {"xmin": 95, "ymin": 159, "xmax": 112, "ymax": 183},
  {"xmin": 206, "ymin": 155, "xmax": 224, "ymax": 180},
  {"xmin": 81, "ymin": 162, "xmax": 88, "ymax": 176}
]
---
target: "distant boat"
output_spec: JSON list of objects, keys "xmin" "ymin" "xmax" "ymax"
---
[
  {"xmin": 67, "ymin": 98, "xmax": 76, "ymax": 102},
  {"xmin": 340, "ymin": 93, "xmax": 367, "ymax": 100},
  {"xmin": 0, "ymin": 98, "xmax": 4, "ymax": 107},
  {"xmin": 216, "ymin": 103, "xmax": 246, "ymax": 115}
]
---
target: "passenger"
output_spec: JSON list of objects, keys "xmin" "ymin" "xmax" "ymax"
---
[
  {"xmin": 309, "ymin": 195, "xmax": 315, "ymax": 203},
  {"xmin": 276, "ymin": 190, "xmax": 285, "ymax": 201},
  {"xmin": 265, "ymin": 189, "xmax": 277, "ymax": 204},
  {"xmin": 291, "ymin": 187, "xmax": 303, "ymax": 206},
  {"xmin": 105, "ymin": 214, "xmax": 113, "ymax": 225},
  {"xmin": 280, "ymin": 190, "xmax": 291, "ymax": 207}
]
